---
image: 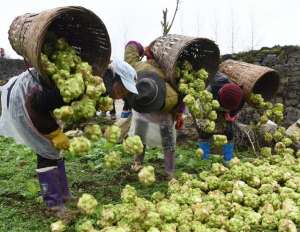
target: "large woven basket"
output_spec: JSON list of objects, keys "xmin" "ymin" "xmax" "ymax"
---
[
  {"xmin": 8, "ymin": 6, "xmax": 111, "ymax": 86},
  {"xmin": 150, "ymin": 34, "xmax": 220, "ymax": 88},
  {"xmin": 219, "ymin": 59, "xmax": 280, "ymax": 101}
]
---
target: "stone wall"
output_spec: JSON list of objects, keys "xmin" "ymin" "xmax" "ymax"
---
[
  {"xmin": 0, "ymin": 58, "xmax": 25, "ymax": 81},
  {"xmin": 224, "ymin": 46, "xmax": 300, "ymax": 126}
]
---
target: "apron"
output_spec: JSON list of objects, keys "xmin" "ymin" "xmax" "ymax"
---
[{"xmin": 0, "ymin": 70, "xmax": 60, "ymax": 159}]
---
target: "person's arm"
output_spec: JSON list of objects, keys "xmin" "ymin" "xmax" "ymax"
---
[
  {"xmin": 210, "ymin": 72, "xmax": 230, "ymax": 100},
  {"xmin": 124, "ymin": 41, "xmax": 144, "ymax": 69},
  {"xmin": 26, "ymin": 86, "xmax": 69, "ymax": 150}
]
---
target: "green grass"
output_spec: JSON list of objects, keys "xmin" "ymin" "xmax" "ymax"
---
[{"xmin": 0, "ymin": 136, "xmax": 255, "ymax": 231}]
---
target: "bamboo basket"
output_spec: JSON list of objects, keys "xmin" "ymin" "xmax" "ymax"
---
[
  {"xmin": 8, "ymin": 6, "xmax": 111, "ymax": 86},
  {"xmin": 219, "ymin": 59, "xmax": 280, "ymax": 101},
  {"xmin": 150, "ymin": 34, "xmax": 220, "ymax": 88}
]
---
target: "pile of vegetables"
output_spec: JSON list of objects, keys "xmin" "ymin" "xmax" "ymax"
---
[
  {"xmin": 249, "ymin": 93, "xmax": 284, "ymax": 125},
  {"xmin": 177, "ymin": 61, "xmax": 220, "ymax": 133},
  {"xmin": 51, "ymin": 145, "xmax": 300, "ymax": 231}
]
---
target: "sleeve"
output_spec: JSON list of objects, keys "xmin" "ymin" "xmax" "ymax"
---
[
  {"xmin": 30, "ymin": 86, "xmax": 64, "ymax": 113},
  {"xmin": 210, "ymin": 72, "xmax": 230, "ymax": 100},
  {"xmin": 124, "ymin": 42, "xmax": 144, "ymax": 69},
  {"xmin": 25, "ymin": 86, "xmax": 62, "ymax": 134}
]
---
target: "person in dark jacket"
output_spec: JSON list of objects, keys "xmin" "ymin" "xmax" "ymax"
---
[
  {"xmin": 0, "ymin": 69, "xmax": 71, "ymax": 217},
  {"xmin": 198, "ymin": 71, "xmax": 245, "ymax": 162}
]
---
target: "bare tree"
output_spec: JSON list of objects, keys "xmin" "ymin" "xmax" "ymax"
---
[
  {"xmin": 213, "ymin": 10, "xmax": 219, "ymax": 43},
  {"xmin": 250, "ymin": 13, "xmax": 255, "ymax": 51},
  {"xmin": 230, "ymin": 8, "xmax": 235, "ymax": 53},
  {"xmin": 249, "ymin": 11, "xmax": 263, "ymax": 51},
  {"xmin": 161, "ymin": 0, "xmax": 181, "ymax": 36}
]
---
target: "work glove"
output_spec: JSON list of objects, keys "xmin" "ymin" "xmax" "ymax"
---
[
  {"xmin": 144, "ymin": 46, "xmax": 154, "ymax": 60},
  {"xmin": 175, "ymin": 113, "xmax": 184, "ymax": 130},
  {"xmin": 45, "ymin": 128, "xmax": 70, "ymax": 150},
  {"xmin": 224, "ymin": 112, "xmax": 238, "ymax": 123},
  {"xmin": 121, "ymin": 110, "xmax": 132, "ymax": 118}
]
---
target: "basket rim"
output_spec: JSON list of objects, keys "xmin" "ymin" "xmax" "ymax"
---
[
  {"xmin": 152, "ymin": 35, "xmax": 220, "ymax": 81},
  {"xmin": 36, "ymin": 6, "xmax": 111, "ymax": 79}
]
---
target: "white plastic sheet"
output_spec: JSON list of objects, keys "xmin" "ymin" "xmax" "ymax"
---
[
  {"xmin": 0, "ymin": 70, "xmax": 60, "ymax": 159},
  {"xmin": 128, "ymin": 110, "xmax": 176, "ymax": 148}
]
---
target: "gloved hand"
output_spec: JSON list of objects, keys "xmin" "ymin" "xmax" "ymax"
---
[
  {"xmin": 144, "ymin": 46, "xmax": 154, "ymax": 60},
  {"xmin": 224, "ymin": 112, "xmax": 238, "ymax": 123},
  {"xmin": 44, "ymin": 129, "xmax": 70, "ymax": 150},
  {"xmin": 175, "ymin": 113, "xmax": 184, "ymax": 130},
  {"xmin": 121, "ymin": 110, "xmax": 132, "ymax": 118}
]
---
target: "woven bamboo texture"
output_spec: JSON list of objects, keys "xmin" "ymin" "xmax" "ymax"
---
[
  {"xmin": 219, "ymin": 59, "xmax": 280, "ymax": 100},
  {"xmin": 150, "ymin": 34, "xmax": 220, "ymax": 88},
  {"xmin": 8, "ymin": 6, "xmax": 111, "ymax": 86}
]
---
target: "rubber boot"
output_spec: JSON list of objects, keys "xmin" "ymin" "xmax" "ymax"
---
[
  {"xmin": 164, "ymin": 151, "xmax": 175, "ymax": 180},
  {"xmin": 198, "ymin": 142, "xmax": 210, "ymax": 160},
  {"xmin": 222, "ymin": 143, "xmax": 234, "ymax": 165},
  {"xmin": 37, "ymin": 167, "xmax": 74, "ymax": 220},
  {"xmin": 57, "ymin": 160, "xmax": 75, "ymax": 203}
]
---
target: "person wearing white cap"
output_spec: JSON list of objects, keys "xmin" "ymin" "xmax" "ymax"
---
[{"xmin": 103, "ymin": 59, "xmax": 138, "ymax": 100}]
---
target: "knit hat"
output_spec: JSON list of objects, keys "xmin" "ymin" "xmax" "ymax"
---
[{"xmin": 218, "ymin": 83, "xmax": 243, "ymax": 111}]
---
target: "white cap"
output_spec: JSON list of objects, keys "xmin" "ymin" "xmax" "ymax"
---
[{"xmin": 110, "ymin": 59, "xmax": 138, "ymax": 94}]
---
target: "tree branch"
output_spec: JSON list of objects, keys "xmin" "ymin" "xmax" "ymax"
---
[{"xmin": 161, "ymin": 0, "xmax": 181, "ymax": 36}]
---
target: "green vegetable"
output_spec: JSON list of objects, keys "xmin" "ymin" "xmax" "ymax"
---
[
  {"xmin": 104, "ymin": 125, "xmax": 121, "ymax": 144},
  {"xmin": 138, "ymin": 166, "xmax": 156, "ymax": 185},
  {"xmin": 123, "ymin": 135, "xmax": 144, "ymax": 155},
  {"xmin": 69, "ymin": 136, "xmax": 91, "ymax": 155},
  {"xmin": 77, "ymin": 193, "xmax": 98, "ymax": 215}
]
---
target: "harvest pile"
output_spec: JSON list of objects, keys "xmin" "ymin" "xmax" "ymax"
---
[
  {"xmin": 51, "ymin": 149, "xmax": 300, "ymax": 232},
  {"xmin": 177, "ymin": 61, "xmax": 220, "ymax": 133}
]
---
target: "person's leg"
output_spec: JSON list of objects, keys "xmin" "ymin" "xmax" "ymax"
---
[
  {"xmin": 56, "ymin": 159, "xmax": 74, "ymax": 202},
  {"xmin": 222, "ymin": 123, "xmax": 234, "ymax": 163},
  {"xmin": 198, "ymin": 132, "xmax": 211, "ymax": 160},
  {"xmin": 160, "ymin": 116, "xmax": 176, "ymax": 179},
  {"xmin": 36, "ymin": 155, "xmax": 63, "ymax": 208}
]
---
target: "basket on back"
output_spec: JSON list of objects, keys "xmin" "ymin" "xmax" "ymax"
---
[
  {"xmin": 150, "ymin": 34, "xmax": 220, "ymax": 89},
  {"xmin": 8, "ymin": 6, "xmax": 111, "ymax": 86},
  {"xmin": 219, "ymin": 59, "xmax": 280, "ymax": 101}
]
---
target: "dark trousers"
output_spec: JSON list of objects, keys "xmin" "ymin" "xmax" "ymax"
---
[{"xmin": 37, "ymin": 154, "xmax": 62, "ymax": 169}]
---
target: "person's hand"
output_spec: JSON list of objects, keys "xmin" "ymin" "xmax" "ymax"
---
[
  {"xmin": 45, "ymin": 129, "xmax": 70, "ymax": 150},
  {"xmin": 175, "ymin": 113, "xmax": 184, "ymax": 130},
  {"xmin": 121, "ymin": 110, "xmax": 132, "ymax": 118},
  {"xmin": 144, "ymin": 46, "xmax": 154, "ymax": 60},
  {"xmin": 224, "ymin": 112, "xmax": 238, "ymax": 123}
]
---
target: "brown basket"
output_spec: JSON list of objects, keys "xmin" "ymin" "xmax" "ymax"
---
[
  {"xmin": 219, "ymin": 59, "xmax": 280, "ymax": 101},
  {"xmin": 150, "ymin": 34, "xmax": 220, "ymax": 88},
  {"xmin": 8, "ymin": 6, "xmax": 111, "ymax": 86}
]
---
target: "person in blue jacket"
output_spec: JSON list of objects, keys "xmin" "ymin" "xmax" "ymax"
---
[{"xmin": 198, "ymin": 71, "xmax": 245, "ymax": 162}]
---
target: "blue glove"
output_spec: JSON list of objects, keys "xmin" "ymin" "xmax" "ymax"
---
[
  {"xmin": 121, "ymin": 110, "xmax": 132, "ymax": 118},
  {"xmin": 198, "ymin": 142, "xmax": 210, "ymax": 160}
]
